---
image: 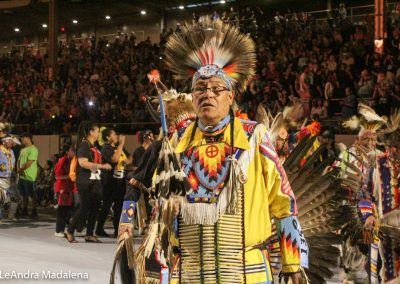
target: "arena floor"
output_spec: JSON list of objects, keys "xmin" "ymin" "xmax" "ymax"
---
[
  {"xmin": 0, "ymin": 208, "xmax": 141, "ymax": 284},
  {"xmin": 0, "ymin": 208, "xmax": 343, "ymax": 284}
]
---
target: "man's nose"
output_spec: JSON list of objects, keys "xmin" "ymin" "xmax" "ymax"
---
[{"xmin": 203, "ymin": 89, "xmax": 214, "ymax": 99}]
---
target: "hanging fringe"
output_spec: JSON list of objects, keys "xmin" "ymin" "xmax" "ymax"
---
[
  {"xmin": 109, "ymin": 233, "xmax": 135, "ymax": 284},
  {"xmin": 155, "ymin": 137, "xmax": 192, "ymax": 198},
  {"xmin": 179, "ymin": 156, "xmax": 246, "ymax": 225}
]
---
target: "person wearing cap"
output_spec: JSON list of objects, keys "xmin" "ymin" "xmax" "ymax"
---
[
  {"xmin": 137, "ymin": 18, "xmax": 307, "ymax": 284},
  {"xmin": 0, "ymin": 135, "xmax": 19, "ymax": 220},
  {"xmin": 17, "ymin": 133, "xmax": 39, "ymax": 218}
]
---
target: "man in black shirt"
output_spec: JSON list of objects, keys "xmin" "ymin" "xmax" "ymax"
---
[
  {"xmin": 66, "ymin": 122, "xmax": 112, "ymax": 243},
  {"xmin": 132, "ymin": 130, "xmax": 154, "ymax": 168}
]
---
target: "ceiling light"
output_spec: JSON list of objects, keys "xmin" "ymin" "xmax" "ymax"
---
[
  {"xmin": 42, "ymin": 24, "xmax": 48, "ymax": 28},
  {"xmin": 140, "ymin": 10, "xmax": 146, "ymax": 15},
  {"xmin": 179, "ymin": 5, "xmax": 184, "ymax": 10},
  {"xmin": 220, "ymin": 0, "xmax": 226, "ymax": 3},
  {"xmin": 14, "ymin": 28, "xmax": 20, "ymax": 32},
  {"xmin": 105, "ymin": 15, "xmax": 111, "ymax": 20},
  {"xmin": 72, "ymin": 19, "xmax": 78, "ymax": 24}
]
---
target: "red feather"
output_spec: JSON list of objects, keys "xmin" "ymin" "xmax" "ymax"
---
[{"xmin": 147, "ymin": 69, "xmax": 160, "ymax": 85}]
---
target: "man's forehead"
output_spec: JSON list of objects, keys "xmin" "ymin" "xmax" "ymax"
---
[
  {"xmin": 360, "ymin": 131, "xmax": 376, "ymax": 139},
  {"xmin": 194, "ymin": 77, "xmax": 226, "ymax": 86}
]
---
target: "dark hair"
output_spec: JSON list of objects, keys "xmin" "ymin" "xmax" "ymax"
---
[
  {"xmin": 102, "ymin": 127, "xmax": 115, "ymax": 143},
  {"xmin": 139, "ymin": 130, "xmax": 153, "ymax": 144},
  {"xmin": 46, "ymin": 160, "xmax": 53, "ymax": 168},
  {"xmin": 20, "ymin": 132, "xmax": 33, "ymax": 140},
  {"xmin": 61, "ymin": 143, "xmax": 75, "ymax": 156},
  {"xmin": 77, "ymin": 121, "xmax": 99, "ymax": 142}
]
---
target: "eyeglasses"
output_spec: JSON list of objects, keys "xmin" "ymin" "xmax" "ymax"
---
[{"xmin": 192, "ymin": 86, "xmax": 230, "ymax": 97}]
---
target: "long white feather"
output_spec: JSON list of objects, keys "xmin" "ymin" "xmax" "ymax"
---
[
  {"xmin": 342, "ymin": 116, "xmax": 360, "ymax": 130},
  {"xmin": 358, "ymin": 103, "xmax": 387, "ymax": 123}
]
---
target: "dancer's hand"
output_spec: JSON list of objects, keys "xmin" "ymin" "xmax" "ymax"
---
[
  {"xmin": 290, "ymin": 272, "xmax": 302, "ymax": 284},
  {"xmin": 128, "ymin": 178, "xmax": 138, "ymax": 187},
  {"xmin": 118, "ymin": 134, "xmax": 126, "ymax": 145}
]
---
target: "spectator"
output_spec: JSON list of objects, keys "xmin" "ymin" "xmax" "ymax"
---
[
  {"xmin": 357, "ymin": 70, "xmax": 374, "ymax": 98},
  {"xmin": 54, "ymin": 145, "xmax": 76, "ymax": 237},
  {"xmin": 97, "ymin": 128, "xmax": 130, "ymax": 237},
  {"xmin": 133, "ymin": 130, "xmax": 154, "ymax": 168},
  {"xmin": 310, "ymin": 98, "xmax": 328, "ymax": 120},
  {"xmin": 341, "ymin": 87, "xmax": 357, "ymax": 119},
  {"xmin": 66, "ymin": 122, "xmax": 112, "ymax": 243},
  {"xmin": 36, "ymin": 160, "xmax": 54, "ymax": 207},
  {"xmin": 17, "ymin": 133, "xmax": 39, "ymax": 218},
  {"xmin": 1, "ymin": 5, "xmax": 400, "ymax": 134},
  {"xmin": 298, "ymin": 65, "xmax": 312, "ymax": 116}
]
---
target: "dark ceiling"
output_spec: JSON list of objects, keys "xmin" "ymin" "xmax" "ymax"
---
[{"xmin": 0, "ymin": 0, "xmax": 388, "ymax": 43}]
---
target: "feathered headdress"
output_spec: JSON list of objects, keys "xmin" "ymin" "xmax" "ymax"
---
[
  {"xmin": 256, "ymin": 103, "xmax": 303, "ymax": 144},
  {"xmin": 342, "ymin": 103, "xmax": 387, "ymax": 134},
  {"xmin": 377, "ymin": 109, "xmax": 400, "ymax": 146},
  {"xmin": 164, "ymin": 17, "xmax": 256, "ymax": 91},
  {"xmin": 0, "ymin": 122, "xmax": 14, "ymax": 133}
]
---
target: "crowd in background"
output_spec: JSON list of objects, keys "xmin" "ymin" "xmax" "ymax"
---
[{"xmin": 1, "ymin": 3, "xmax": 400, "ymax": 134}]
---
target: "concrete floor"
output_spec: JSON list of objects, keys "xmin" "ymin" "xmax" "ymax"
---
[
  {"xmin": 0, "ymin": 207, "xmax": 124, "ymax": 284},
  {"xmin": 0, "ymin": 207, "xmax": 344, "ymax": 284}
]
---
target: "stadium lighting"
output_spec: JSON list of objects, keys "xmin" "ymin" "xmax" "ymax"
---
[
  {"xmin": 105, "ymin": 15, "xmax": 111, "ymax": 20},
  {"xmin": 140, "ymin": 10, "xmax": 146, "ymax": 15},
  {"xmin": 42, "ymin": 24, "xmax": 48, "ymax": 28},
  {"xmin": 72, "ymin": 19, "xmax": 78, "ymax": 24},
  {"xmin": 14, "ymin": 28, "xmax": 20, "ymax": 32},
  {"xmin": 179, "ymin": 5, "xmax": 184, "ymax": 10}
]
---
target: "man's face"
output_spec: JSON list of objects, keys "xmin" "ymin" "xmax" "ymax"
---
[
  {"xmin": 67, "ymin": 148, "xmax": 75, "ymax": 158},
  {"xmin": 192, "ymin": 77, "xmax": 233, "ymax": 126},
  {"xmin": 3, "ymin": 139, "xmax": 13, "ymax": 149},
  {"xmin": 275, "ymin": 136, "xmax": 288, "ymax": 153},
  {"xmin": 358, "ymin": 131, "xmax": 377, "ymax": 152},
  {"xmin": 108, "ymin": 130, "xmax": 118, "ymax": 144},
  {"xmin": 90, "ymin": 127, "xmax": 100, "ymax": 141},
  {"xmin": 21, "ymin": 137, "xmax": 30, "ymax": 146}
]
